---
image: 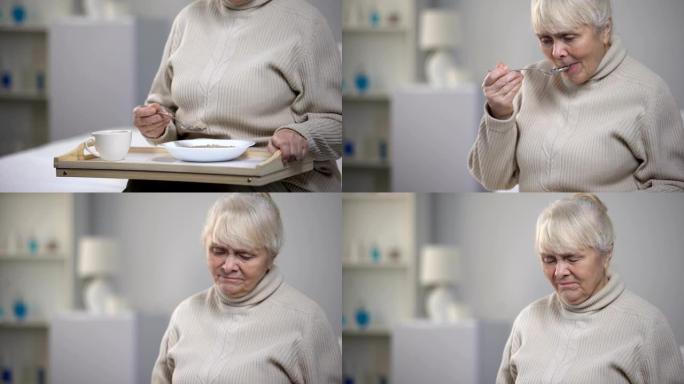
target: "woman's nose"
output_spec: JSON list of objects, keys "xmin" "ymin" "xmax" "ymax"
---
[
  {"xmin": 221, "ymin": 256, "xmax": 239, "ymax": 272},
  {"xmin": 552, "ymin": 42, "xmax": 567, "ymax": 59},
  {"xmin": 554, "ymin": 261, "xmax": 570, "ymax": 277}
]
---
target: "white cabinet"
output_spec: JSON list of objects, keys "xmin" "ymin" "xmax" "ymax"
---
[
  {"xmin": 342, "ymin": 0, "xmax": 419, "ymax": 191},
  {"xmin": 391, "ymin": 319, "xmax": 510, "ymax": 384},
  {"xmin": 391, "ymin": 84, "xmax": 482, "ymax": 192},
  {"xmin": 49, "ymin": 312, "xmax": 169, "ymax": 384},
  {"xmin": 0, "ymin": 194, "xmax": 77, "ymax": 383},
  {"xmin": 343, "ymin": 193, "xmax": 428, "ymax": 383}
]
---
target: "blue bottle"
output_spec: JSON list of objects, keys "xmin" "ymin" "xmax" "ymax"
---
[
  {"xmin": 1, "ymin": 367, "xmax": 11, "ymax": 384},
  {"xmin": 11, "ymin": 2, "xmax": 26, "ymax": 25},
  {"xmin": 369, "ymin": 8, "xmax": 381, "ymax": 27},
  {"xmin": 370, "ymin": 244, "xmax": 381, "ymax": 263},
  {"xmin": 343, "ymin": 140, "xmax": 355, "ymax": 157},
  {"xmin": 355, "ymin": 306, "xmax": 370, "ymax": 329},
  {"xmin": 13, "ymin": 298, "xmax": 27, "ymax": 321},
  {"xmin": 354, "ymin": 69, "xmax": 370, "ymax": 94},
  {"xmin": 1, "ymin": 71, "xmax": 12, "ymax": 90}
]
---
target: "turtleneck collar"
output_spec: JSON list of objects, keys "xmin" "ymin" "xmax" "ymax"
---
[
  {"xmin": 214, "ymin": 264, "xmax": 283, "ymax": 307},
  {"xmin": 558, "ymin": 272, "xmax": 624, "ymax": 314},
  {"xmin": 589, "ymin": 35, "xmax": 627, "ymax": 82},
  {"xmin": 218, "ymin": 0, "xmax": 272, "ymax": 10}
]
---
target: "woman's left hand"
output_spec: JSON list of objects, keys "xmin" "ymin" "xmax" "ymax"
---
[{"xmin": 268, "ymin": 129, "xmax": 309, "ymax": 165}]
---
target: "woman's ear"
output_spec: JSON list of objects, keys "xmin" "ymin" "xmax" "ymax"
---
[
  {"xmin": 601, "ymin": 17, "xmax": 613, "ymax": 46},
  {"xmin": 603, "ymin": 249, "xmax": 613, "ymax": 269}
]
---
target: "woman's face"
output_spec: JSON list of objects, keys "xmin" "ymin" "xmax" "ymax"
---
[
  {"xmin": 540, "ymin": 248, "xmax": 610, "ymax": 305},
  {"xmin": 537, "ymin": 23, "xmax": 611, "ymax": 85},
  {"xmin": 207, "ymin": 241, "xmax": 274, "ymax": 298}
]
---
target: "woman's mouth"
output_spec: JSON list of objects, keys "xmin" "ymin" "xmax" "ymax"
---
[
  {"xmin": 219, "ymin": 275, "xmax": 243, "ymax": 283},
  {"xmin": 564, "ymin": 62, "xmax": 581, "ymax": 75},
  {"xmin": 558, "ymin": 281, "xmax": 579, "ymax": 288}
]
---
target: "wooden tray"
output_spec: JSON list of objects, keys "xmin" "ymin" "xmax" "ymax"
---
[{"xmin": 54, "ymin": 143, "xmax": 313, "ymax": 186}]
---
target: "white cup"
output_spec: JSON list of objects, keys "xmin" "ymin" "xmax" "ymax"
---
[{"xmin": 84, "ymin": 129, "xmax": 132, "ymax": 161}]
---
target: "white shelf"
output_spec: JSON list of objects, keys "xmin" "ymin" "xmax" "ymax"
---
[
  {"xmin": 0, "ymin": 25, "xmax": 48, "ymax": 33},
  {"xmin": 0, "ymin": 91, "xmax": 48, "ymax": 102},
  {"xmin": 343, "ymin": 326, "xmax": 391, "ymax": 337},
  {"xmin": 343, "ymin": 93, "xmax": 390, "ymax": 102},
  {"xmin": 0, "ymin": 254, "xmax": 66, "ymax": 261},
  {"xmin": 343, "ymin": 158, "xmax": 390, "ymax": 170},
  {"xmin": 343, "ymin": 260, "xmax": 408, "ymax": 270},
  {"xmin": 0, "ymin": 320, "xmax": 49, "ymax": 329},
  {"xmin": 343, "ymin": 25, "xmax": 408, "ymax": 33}
]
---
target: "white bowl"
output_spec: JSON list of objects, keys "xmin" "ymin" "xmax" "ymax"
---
[{"xmin": 162, "ymin": 139, "xmax": 255, "ymax": 162}]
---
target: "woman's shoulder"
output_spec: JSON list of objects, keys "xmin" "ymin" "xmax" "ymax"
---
[
  {"xmin": 613, "ymin": 55, "xmax": 670, "ymax": 96},
  {"xmin": 269, "ymin": 282, "xmax": 329, "ymax": 321},
  {"xmin": 610, "ymin": 289, "xmax": 671, "ymax": 327},
  {"xmin": 169, "ymin": 287, "xmax": 214, "ymax": 319}
]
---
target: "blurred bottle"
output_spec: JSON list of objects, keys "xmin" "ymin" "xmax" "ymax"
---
[{"xmin": 10, "ymin": 0, "xmax": 26, "ymax": 25}]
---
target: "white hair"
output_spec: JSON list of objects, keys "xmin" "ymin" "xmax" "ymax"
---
[
  {"xmin": 202, "ymin": 193, "xmax": 283, "ymax": 257},
  {"xmin": 531, "ymin": 0, "xmax": 612, "ymax": 36},
  {"xmin": 536, "ymin": 193, "xmax": 614, "ymax": 256}
]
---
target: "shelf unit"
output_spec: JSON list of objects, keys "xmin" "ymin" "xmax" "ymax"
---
[
  {"xmin": 342, "ymin": 0, "xmax": 418, "ymax": 191},
  {"xmin": 342, "ymin": 193, "xmax": 420, "ymax": 384},
  {"xmin": 0, "ymin": 194, "xmax": 77, "ymax": 383},
  {"xmin": 0, "ymin": 1, "xmax": 73, "ymax": 156}
]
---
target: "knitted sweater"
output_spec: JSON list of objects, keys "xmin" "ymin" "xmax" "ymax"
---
[
  {"xmin": 145, "ymin": 0, "xmax": 342, "ymax": 192},
  {"xmin": 496, "ymin": 273, "xmax": 684, "ymax": 383},
  {"xmin": 469, "ymin": 37, "xmax": 684, "ymax": 192},
  {"xmin": 151, "ymin": 266, "xmax": 342, "ymax": 383}
]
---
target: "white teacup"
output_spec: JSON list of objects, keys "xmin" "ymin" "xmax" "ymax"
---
[{"xmin": 84, "ymin": 129, "xmax": 132, "ymax": 161}]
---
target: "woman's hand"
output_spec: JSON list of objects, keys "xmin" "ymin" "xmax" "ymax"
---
[
  {"xmin": 133, "ymin": 103, "xmax": 171, "ymax": 139},
  {"xmin": 482, "ymin": 63, "xmax": 524, "ymax": 120},
  {"xmin": 268, "ymin": 128, "xmax": 308, "ymax": 165}
]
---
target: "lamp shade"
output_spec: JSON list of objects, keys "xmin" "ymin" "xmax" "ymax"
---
[
  {"xmin": 78, "ymin": 237, "xmax": 118, "ymax": 278},
  {"xmin": 420, "ymin": 245, "xmax": 460, "ymax": 286},
  {"xmin": 420, "ymin": 10, "xmax": 461, "ymax": 50}
]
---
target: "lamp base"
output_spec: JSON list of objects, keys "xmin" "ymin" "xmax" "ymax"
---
[
  {"xmin": 83, "ymin": 277, "xmax": 113, "ymax": 314},
  {"xmin": 426, "ymin": 285, "xmax": 468, "ymax": 322},
  {"xmin": 425, "ymin": 50, "xmax": 469, "ymax": 87}
]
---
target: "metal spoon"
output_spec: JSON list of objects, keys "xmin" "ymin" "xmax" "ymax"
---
[
  {"xmin": 512, "ymin": 65, "xmax": 570, "ymax": 76},
  {"xmin": 157, "ymin": 110, "xmax": 207, "ymax": 132}
]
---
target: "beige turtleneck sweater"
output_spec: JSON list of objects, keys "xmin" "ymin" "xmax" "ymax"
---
[
  {"xmin": 469, "ymin": 37, "xmax": 684, "ymax": 192},
  {"xmin": 145, "ymin": 0, "xmax": 342, "ymax": 192},
  {"xmin": 496, "ymin": 273, "xmax": 684, "ymax": 383},
  {"xmin": 151, "ymin": 266, "xmax": 342, "ymax": 383}
]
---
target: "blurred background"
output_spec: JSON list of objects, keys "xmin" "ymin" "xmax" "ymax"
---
[
  {"xmin": 0, "ymin": 0, "xmax": 340, "ymax": 186},
  {"xmin": 0, "ymin": 193, "xmax": 341, "ymax": 384},
  {"xmin": 342, "ymin": 0, "xmax": 684, "ymax": 191},
  {"xmin": 342, "ymin": 193, "xmax": 684, "ymax": 383}
]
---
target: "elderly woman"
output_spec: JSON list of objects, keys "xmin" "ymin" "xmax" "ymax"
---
[
  {"xmin": 130, "ymin": 0, "xmax": 341, "ymax": 192},
  {"xmin": 151, "ymin": 194, "xmax": 341, "ymax": 383},
  {"xmin": 497, "ymin": 194, "xmax": 684, "ymax": 383},
  {"xmin": 469, "ymin": 0, "xmax": 684, "ymax": 191}
]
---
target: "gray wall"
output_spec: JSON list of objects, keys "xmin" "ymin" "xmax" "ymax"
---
[
  {"xmin": 86, "ymin": 193, "xmax": 342, "ymax": 338},
  {"xmin": 430, "ymin": 0, "xmax": 684, "ymax": 108},
  {"xmin": 432, "ymin": 193, "xmax": 684, "ymax": 346},
  {"xmin": 124, "ymin": 0, "xmax": 341, "ymax": 41}
]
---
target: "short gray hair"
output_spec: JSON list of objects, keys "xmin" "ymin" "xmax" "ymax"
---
[
  {"xmin": 202, "ymin": 193, "xmax": 283, "ymax": 257},
  {"xmin": 536, "ymin": 193, "xmax": 614, "ymax": 256},
  {"xmin": 531, "ymin": 0, "xmax": 612, "ymax": 36}
]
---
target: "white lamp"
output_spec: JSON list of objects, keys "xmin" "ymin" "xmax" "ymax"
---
[
  {"xmin": 78, "ymin": 237, "xmax": 118, "ymax": 314},
  {"xmin": 420, "ymin": 245, "xmax": 467, "ymax": 322},
  {"xmin": 420, "ymin": 10, "xmax": 466, "ymax": 87}
]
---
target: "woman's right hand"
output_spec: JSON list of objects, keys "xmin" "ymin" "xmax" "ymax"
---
[
  {"xmin": 133, "ymin": 103, "xmax": 171, "ymax": 139},
  {"xmin": 482, "ymin": 63, "xmax": 524, "ymax": 120}
]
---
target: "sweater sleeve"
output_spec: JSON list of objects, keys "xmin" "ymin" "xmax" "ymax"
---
[
  {"xmin": 639, "ymin": 315, "xmax": 684, "ymax": 383},
  {"xmin": 634, "ymin": 83, "xmax": 684, "ymax": 191},
  {"xmin": 276, "ymin": 15, "xmax": 342, "ymax": 162},
  {"xmin": 150, "ymin": 316, "xmax": 178, "ymax": 384},
  {"xmin": 496, "ymin": 320, "xmax": 520, "ymax": 384},
  {"xmin": 298, "ymin": 309, "xmax": 342, "ymax": 384},
  {"xmin": 468, "ymin": 99, "xmax": 522, "ymax": 191},
  {"xmin": 143, "ymin": 14, "xmax": 185, "ymax": 145}
]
